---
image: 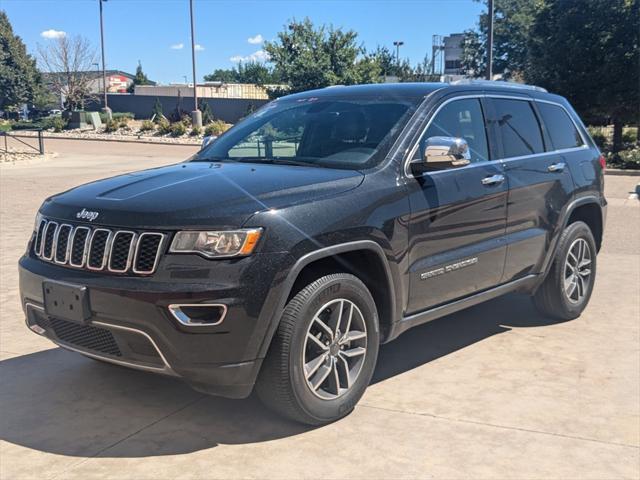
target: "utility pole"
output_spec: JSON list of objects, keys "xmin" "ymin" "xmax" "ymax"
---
[
  {"xmin": 393, "ymin": 41, "xmax": 404, "ymax": 67},
  {"xmin": 486, "ymin": 0, "xmax": 494, "ymax": 80},
  {"xmin": 98, "ymin": 0, "xmax": 111, "ymax": 119},
  {"xmin": 189, "ymin": 0, "xmax": 202, "ymax": 128}
]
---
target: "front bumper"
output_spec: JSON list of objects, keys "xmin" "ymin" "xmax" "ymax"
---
[{"xmin": 19, "ymin": 250, "xmax": 291, "ymax": 398}]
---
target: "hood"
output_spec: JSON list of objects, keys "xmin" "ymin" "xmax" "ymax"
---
[{"xmin": 40, "ymin": 161, "xmax": 364, "ymax": 229}]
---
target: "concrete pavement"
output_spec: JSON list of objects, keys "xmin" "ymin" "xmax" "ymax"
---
[{"xmin": 1, "ymin": 139, "xmax": 638, "ymax": 479}]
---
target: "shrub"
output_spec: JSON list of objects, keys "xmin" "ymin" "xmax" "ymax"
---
[
  {"xmin": 588, "ymin": 126, "xmax": 608, "ymax": 150},
  {"xmin": 615, "ymin": 147, "xmax": 640, "ymax": 169},
  {"xmin": 190, "ymin": 125, "xmax": 202, "ymax": 136},
  {"xmin": 151, "ymin": 97, "xmax": 164, "ymax": 123},
  {"xmin": 0, "ymin": 120, "xmax": 12, "ymax": 132},
  {"xmin": 204, "ymin": 119, "xmax": 231, "ymax": 137},
  {"xmin": 622, "ymin": 127, "xmax": 638, "ymax": 145},
  {"xmin": 156, "ymin": 117, "xmax": 171, "ymax": 135},
  {"xmin": 48, "ymin": 116, "xmax": 67, "ymax": 132},
  {"xmin": 118, "ymin": 118, "xmax": 130, "ymax": 129},
  {"xmin": 98, "ymin": 111, "xmax": 133, "ymax": 122},
  {"xmin": 169, "ymin": 121, "xmax": 186, "ymax": 137},
  {"xmin": 104, "ymin": 119, "xmax": 119, "ymax": 133},
  {"xmin": 113, "ymin": 112, "xmax": 134, "ymax": 121},
  {"xmin": 139, "ymin": 120, "xmax": 155, "ymax": 133},
  {"xmin": 198, "ymin": 101, "xmax": 214, "ymax": 124}
]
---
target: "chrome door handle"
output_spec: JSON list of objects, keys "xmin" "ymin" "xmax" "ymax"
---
[
  {"xmin": 481, "ymin": 174, "xmax": 505, "ymax": 186},
  {"xmin": 548, "ymin": 162, "xmax": 566, "ymax": 172}
]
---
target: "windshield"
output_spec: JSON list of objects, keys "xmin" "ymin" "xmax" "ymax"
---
[{"xmin": 193, "ymin": 97, "xmax": 417, "ymax": 170}]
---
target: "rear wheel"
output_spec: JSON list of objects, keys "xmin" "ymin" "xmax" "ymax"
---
[
  {"xmin": 533, "ymin": 221, "xmax": 597, "ymax": 320},
  {"xmin": 256, "ymin": 273, "xmax": 379, "ymax": 425}
]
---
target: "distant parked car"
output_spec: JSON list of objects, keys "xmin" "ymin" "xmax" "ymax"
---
[{"xmin": 49, "ymin": 109, "xmax": 62, "ymax": 116}]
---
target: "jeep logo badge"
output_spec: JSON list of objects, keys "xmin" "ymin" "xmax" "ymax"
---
[{"xmin": 76, "ymin": 208, "xmax": 99, "ymax": 222}]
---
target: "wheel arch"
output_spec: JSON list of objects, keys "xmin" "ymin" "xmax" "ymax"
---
[
  {"xmin": 536, "ymin": 195, "xmax": 604, "ymax": 291},
  {"xmin": 257, "ymin": 240, "xmax": 399, "ymax": 360}
]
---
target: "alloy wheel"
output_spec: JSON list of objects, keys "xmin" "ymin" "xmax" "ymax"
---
[
  {"xmin": 302, "ymin": 298, "xmax": 367, "ymax": 400},
  {"xmin": 563, "ymin": 237, "xmax": 592, "ymax": 304}
]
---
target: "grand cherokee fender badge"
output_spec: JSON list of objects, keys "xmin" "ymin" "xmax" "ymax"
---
[
  {"xmin": 421, "ymin": 257, "xmax": 478, "ymax": 280},
  {"xmin": 76, "ymin": 208, "xmax": 99, "ymax": 222}
]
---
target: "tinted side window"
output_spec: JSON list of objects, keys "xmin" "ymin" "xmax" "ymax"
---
[
  {"xmin": 415, "ymin": 98, "xmax": 489, "ymax": 166},
  {"xmin": 537, "ymin": 102, "xmax": 584, "ymax": 150},
  {"xmin": 493, "ymin": 99, "xmax": 544, "ymax": 158}
]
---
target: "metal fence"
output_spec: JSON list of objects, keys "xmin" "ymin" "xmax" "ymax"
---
[{"xmin": 1, "ymin": 130, "xmax": 45, "ymax": 158}]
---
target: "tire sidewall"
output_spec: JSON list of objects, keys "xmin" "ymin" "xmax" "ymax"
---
[
  {"xmin": 553, "ymin": 221, "xmax": 597, "ymax": 317},
  {"xmin": 287, "ymin": 275, "xmax": 379, "ymax": 423}
]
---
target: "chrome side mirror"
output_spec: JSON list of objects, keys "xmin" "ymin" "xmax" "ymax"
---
[
  {"xmin": 201, "ymin": 135, "xmax": 217, "ymax": 150},
  {"xmin": 423, "ymin": 136, "xmax": 471, "ymax": 168}
]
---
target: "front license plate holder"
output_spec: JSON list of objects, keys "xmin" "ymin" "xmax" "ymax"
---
[{"xmin": 42, "ymin": 281, "xmax": 91, "ymax": 323}]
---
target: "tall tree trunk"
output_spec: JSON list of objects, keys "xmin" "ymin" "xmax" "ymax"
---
[{"xmin": 612, "ymin": 119, "xmax": 623, "ymax": 154}]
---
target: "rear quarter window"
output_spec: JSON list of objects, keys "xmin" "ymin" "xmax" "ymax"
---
[{"xmin": 537, "ymin": 102, "xmax": 584, "ymax": 150}]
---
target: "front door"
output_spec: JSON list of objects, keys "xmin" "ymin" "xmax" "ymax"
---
[{"xmin": 405, "ymin": 96, "xmax": 508, "ymax": 315}]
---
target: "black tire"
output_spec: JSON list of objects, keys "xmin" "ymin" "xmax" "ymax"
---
[
  {"xmin": 533, "ymin": 221, "xmax": 597, "ymax": 320},
  {"xmin": 256, "ymin": 273, "xmax": 380, "ymax": 425}
]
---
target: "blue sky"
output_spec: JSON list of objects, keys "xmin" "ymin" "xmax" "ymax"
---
[{"xmin": 3, "ymin": 0, "xmax": 484, "ymax": 84}]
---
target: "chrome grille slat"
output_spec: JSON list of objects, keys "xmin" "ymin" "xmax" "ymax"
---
[
  {"xmin": 133, "ymin": 232, "xmax": 164, "ymax": 274},
  {"xmin": 35, "ymin": 219, "xmax": 164, "ymax": 275},
  {"xmin": 34, "ymin": 219, "xmax": 47, "ymax": 256},
  {"xmin": 87, "ymin": 229, "xmax": 112, "ymax": 271},
  {"xmin": 108, "ymin": 231, "xmax": 136, "ymax": 273},
  {"xmin": 69, "ymin": 226, "xmax": 91, "ymax": 267},
  {"xmin": 54, "ymin": 224, "xmax": 73, "ymax": 264},
  {"xmin": 42, "ymin": 221, "xmax": 58, "ymax": 260}
]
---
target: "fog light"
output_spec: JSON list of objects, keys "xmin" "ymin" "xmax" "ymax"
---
[{"xmin": 168, "ymin": 304, "xmax": 227, "ymax": 326}]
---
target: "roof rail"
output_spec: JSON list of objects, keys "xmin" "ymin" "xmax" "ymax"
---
[{"xmin": 450, "ymin": 79, "xmax": 548, "ymax": 93}]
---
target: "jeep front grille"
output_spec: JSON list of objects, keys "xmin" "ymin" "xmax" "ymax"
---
[{"xmin": 34, "ymin": 219, "xmax": 165, "ymax": 275}]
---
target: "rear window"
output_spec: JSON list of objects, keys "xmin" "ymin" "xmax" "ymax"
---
[
  {"xmin": 537, "ymin": 102, "xmax": 584, "ymax": 150},
  {"xmin": 493, "ymin": 99, "xmax": 545, "ymax": 158}
]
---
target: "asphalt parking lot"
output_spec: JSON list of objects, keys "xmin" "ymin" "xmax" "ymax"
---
[{"xmin": 1, "ymin": 139, "xmax": 638, "ymax": 479}]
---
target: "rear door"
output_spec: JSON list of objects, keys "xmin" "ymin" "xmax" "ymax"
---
[
  {"xmin": 404, "ymin": 95, "xmax": 508, "ymax": 314},
  {"xmin": 489, "ymin": 96, "xmax": 576, "ymax": 282}
]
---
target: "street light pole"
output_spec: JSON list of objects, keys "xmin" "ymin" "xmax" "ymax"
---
[
  {"xmin": 393, "ymin": 40, "xmax": 404, "ymax": 67},
  {"xmin": 486, "ymin": 0, "xmax": 494, "ymax": 80},
  {"xmin": 189, "ymin": 0, "xmax": 202, "ymax": 128},
  {"xmin": 98, "ymin": 0, "xmax": 111, "ymax": 119}
]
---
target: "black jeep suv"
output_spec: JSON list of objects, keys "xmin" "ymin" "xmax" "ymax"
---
[{"xmin": 20, "ymin": 81, "xmax": 606, "ymax": 425}]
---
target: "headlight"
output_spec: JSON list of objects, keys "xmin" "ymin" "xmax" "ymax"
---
[{"xmin": 169, "ymin": 228, "xmax": 263, "ymax": 258}]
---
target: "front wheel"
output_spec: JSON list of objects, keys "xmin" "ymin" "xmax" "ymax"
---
[
  {"xmin": 533, "ymin": 221, "xmax": 597, "ymax": 320},
  {"xmin": 256, "ymin": 273, "xmax": 380, "ymax": 425}
]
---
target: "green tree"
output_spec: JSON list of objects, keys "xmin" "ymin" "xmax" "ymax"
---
[
  {"xmin": 526, "ymin": 0, "xmax": 639, "ymax": 152},
  {"xmin": 128, "ymin": 60, "xmax": 150, "ymax": 92},
  {"xmin": 198, "ymin": 100, "xmax": 214, "ymax": 124},
  {"xmin": 204, "ymin": 68, "xmax": 238, "ymax": 82},
  {"xmin": 264, "ymin": 18, "xmax": 382, "ymax": 95},
  {"xmin": 204, "ymin": 62, "xmax": 280, "ymax": 84},
  {"xmin": 151, "ymin": 97, "xmax": 164, "ymax": 122},
  {"xmin": 460, "ymin": 0, "xmax": 539, "ymax": 79},
  {"xmin": 0, "ymin": 11, "xmax": 44, "ymax": 111},
  {"xmin": 236, "ymin": 61, "xmax": 280, "ymax": 84}
]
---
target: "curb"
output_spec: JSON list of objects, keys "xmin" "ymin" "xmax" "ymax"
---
[
  {"xmin": 8, "ymin": 133, "xmax": 201, "ymax": 147},
  {"xmin": 605, "ymin": 169, "xmax": 640, "ymax": 177}
]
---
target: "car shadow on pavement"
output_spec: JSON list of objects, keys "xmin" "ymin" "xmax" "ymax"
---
[
  {"xmin": 372, "ymin": 292, "xmax": 570, "ymax": 384},
  {"xmin": 0, "ymin": 293, "xmax": 569, "ymax": 458}
]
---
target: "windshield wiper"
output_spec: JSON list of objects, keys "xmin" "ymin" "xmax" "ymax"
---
[{"xmin": 234, "ymin": 158, "xmax": 322, "ymax": 168}]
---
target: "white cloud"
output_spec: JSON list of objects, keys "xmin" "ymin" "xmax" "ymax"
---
[
  {"xmin": 195, "ymin": 44, "xmax": 204, "ymax": 51},
  {"xmin": 170, "ymin": 43, "xmax": 184, "ymax": 50},
  {"xmin": 40, "ymin": 29, "xmax": 66, "ymax": 39},
  {"xmin": 230, "ymin": 50, "xmax": 270, "ymax": 63},
  {"xmin": 247, "ymin": 34, "xmax": 263, "ymax": 45}
]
